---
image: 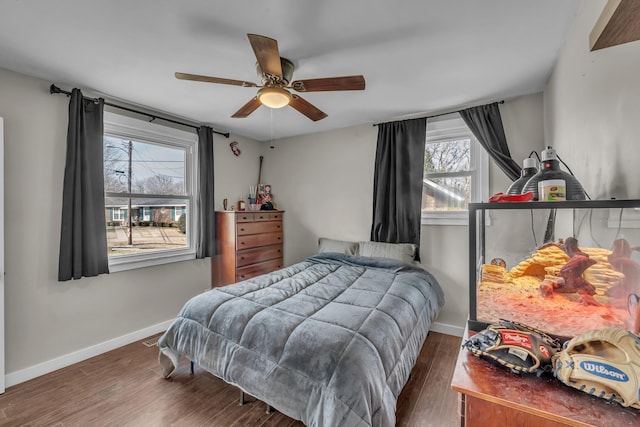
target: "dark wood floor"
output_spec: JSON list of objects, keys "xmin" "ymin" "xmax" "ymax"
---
[{"xmin": 0, "ymin": 331, "xmax": 461, "ymax": 426}]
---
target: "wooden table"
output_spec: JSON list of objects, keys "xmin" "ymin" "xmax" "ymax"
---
[{"xmin": 450, "ymin": 327, "xmax": 639, "ymax": 427}]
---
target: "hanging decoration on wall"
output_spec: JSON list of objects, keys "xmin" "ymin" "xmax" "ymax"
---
[{"xmin": 230, "ymin": 141, "xmax": 241, "ymax": 156}]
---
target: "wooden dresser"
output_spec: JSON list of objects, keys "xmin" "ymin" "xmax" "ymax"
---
[{"xmin": 212, "ymin": 210, "xmax": 284, "ymax": 287}]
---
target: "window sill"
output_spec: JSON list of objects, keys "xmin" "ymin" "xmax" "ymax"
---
[
  {"xmin": 108, "ymin": 250, "xmax": 196, "ymax": 272},
  {"xmin": 422, "ymin": 211, "xmax": 469, "ymax": 226}
]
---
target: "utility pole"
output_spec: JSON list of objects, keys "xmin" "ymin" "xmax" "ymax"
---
[{"xmin": 127, "ymin": 140, "xmax": 133, "ymax": 246}]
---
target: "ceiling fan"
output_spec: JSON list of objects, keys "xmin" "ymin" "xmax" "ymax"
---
[{"xmin": 175, "ymin": 34, "xmax": 366, "ymax": 121}]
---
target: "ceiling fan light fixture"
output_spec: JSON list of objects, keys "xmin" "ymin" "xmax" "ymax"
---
[{"xmin": 257, "ymin": 86, "xmax": 292, "ymax": 109}]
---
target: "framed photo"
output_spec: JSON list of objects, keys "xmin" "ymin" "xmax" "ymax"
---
[{"xmin": 257, "ymin": 184, "xmax": 272, "ymax": 204}]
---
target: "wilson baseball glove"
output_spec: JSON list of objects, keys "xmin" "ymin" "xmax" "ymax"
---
[
  {"xmin": 463, "ymin": 319, "xmax": 563, "ymax": 375},
  {"xmin": 552, "ymin": 327, "xmax": 640, "ymax": 409}
]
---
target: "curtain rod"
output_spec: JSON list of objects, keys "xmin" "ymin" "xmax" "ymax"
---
[
  {"xmin": 372, "ymin": 100, "xmax": 504, "ymax": 127},
  {"xmin": 49, "ymin": 84, "xmax": 230, "ymax": 138}
]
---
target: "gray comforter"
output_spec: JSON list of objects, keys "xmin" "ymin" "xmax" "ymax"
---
[{"xmin": 158, "ymin": 253, "xmax": 444, "ymax": 427}]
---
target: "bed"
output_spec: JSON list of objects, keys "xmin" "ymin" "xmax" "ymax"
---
[{"xmin": 158, "ymin": 249, "xmax": 444, "ymax": 427}]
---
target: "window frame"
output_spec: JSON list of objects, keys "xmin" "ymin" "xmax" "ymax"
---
[
  {"xmin": 112, "ymin": 207, "xmax": 122, "ymax": 222},
  {"xmin": 103, "ymin": 112, "xmax": 198, "ymax": 272},
  {"xmin": 422, "ymin": 113, "xmax": 488, "ymax": 226}
]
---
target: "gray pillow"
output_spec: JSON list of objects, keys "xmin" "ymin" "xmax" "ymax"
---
[
  {"xmin": 318, "ymin": 237, "xmax": 359, "ymax": 255},
  {"xmin": 358, "ymin": 241, "xmax": 417, "ymax": 263}
]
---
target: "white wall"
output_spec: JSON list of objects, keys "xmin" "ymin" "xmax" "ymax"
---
[
  {"xmin": 264, "ymin": 93, "xmax": 545, "ymax": 333},
  {"xmin": 545, "ymin": 0, "xmax": 640, "ymax": 200},
  {"xmin": 214, "ymin": 134, "xmax": 266, "ymax": 212},
  {"xmin": 263, "ymin": 124, "xmax": 378, "ymax": 263},
  {"xmin": 0, "ymin": 67, "xmax": 262, "ymax": 382}
]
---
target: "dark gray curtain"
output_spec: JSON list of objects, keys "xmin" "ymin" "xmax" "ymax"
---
[
  {"xmin": 459, "ymin": 102, "xmax": 521, "ymax": 181},
  {"xmin": 58, "ymin": 89, "xmax": 109, "ymax": 281},
  {"xmin": 196, "ymin": 126, "xmax": 215, "ymax": 259},
  {"xmin": 371, "ymin": 118, "xmax": 426, "ymax": 260}
]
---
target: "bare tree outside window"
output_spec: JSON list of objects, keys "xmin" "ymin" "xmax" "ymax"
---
[
  {"xmin": 104, "ymin": 137, "xmax": 188, "ymax": 256},
  {"xmin": 140, "ymin": 175, "xmax": 183, "ymax": 195},
  {"xmin": 424, "ymin": 139, "xmax": 470, "ymax": 174},
  {"xmin": 423, "ymin": 138, "xmax": 472, "ymax": 211}
]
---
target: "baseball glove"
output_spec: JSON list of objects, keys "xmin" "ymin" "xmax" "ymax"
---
[
  {"xmin": 552, "ymin": 327, "xmax": 640, "ymax": 409},
  {"xmin": 463, "ymin": 319, "xmax": 563, "ymax": 375}
]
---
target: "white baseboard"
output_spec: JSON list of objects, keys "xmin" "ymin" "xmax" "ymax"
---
[
  {"xmin": 5, "ymin": 319, "xmax": 174, "ymax": 388},
  {"xmin": 430, "ymin": 321, "xmax": 465, "ymax": 337}
]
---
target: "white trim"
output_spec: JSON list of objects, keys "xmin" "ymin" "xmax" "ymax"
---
[
  {"xmin": 0, "ymin": 117, "xmax": 4, "ymax": 393},
  {"xmin": 4, "ymin": 319, "xmax": 174, "ymax": 388},
  {"xmin": 104, "ymin": 112, "xmax": 196, "ymax": 148},
  {"xmin": 102, "ymin": 112, "xmax": 199, "ymax": 271},
  {"xmin": 422, "ymin": 211, "xmax": 468, "ymax": 226},
  {"xmin": 472, "ymin": 136, "xmax": 490, "ymax": 203},
  {"xmin": 430, "ymin": 321, "xmax": 465, "ymax": 337},
  {"xmin": 108, "ymin": 251, "xmax": 195, "ymax": 272}
]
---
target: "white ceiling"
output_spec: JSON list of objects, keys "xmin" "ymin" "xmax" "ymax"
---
[{"xmin": 0, "ymin": 0, "xmax": 580, "ymax": 141}]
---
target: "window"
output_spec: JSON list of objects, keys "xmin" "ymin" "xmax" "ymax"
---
[
  {"xmin": 112, "ymin": 207, "xmax": 122, "ymax": 222},
  {"xmin": 103, "ymin": 112, "xmax": 197, "ymax": 271},
  {"xmin": 422, "ymin": 113, "xmax": 488, "ymax": 225}
]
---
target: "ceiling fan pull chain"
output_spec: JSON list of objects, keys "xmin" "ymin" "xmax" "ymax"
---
[{"xmin": 270, "ymin": 109, "xmax": 275, "ymax": 149}]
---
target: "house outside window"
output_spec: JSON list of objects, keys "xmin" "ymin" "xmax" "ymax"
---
[
  {"xmin": 422, "ymin": 113, "xmax": 488, "ymax": 225},
  {"xmin": 103, "ymin": 112, "xmax": 197, "ymax": 271}
]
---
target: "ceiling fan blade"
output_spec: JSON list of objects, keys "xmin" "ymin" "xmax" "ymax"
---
[
  {"xmin": 231, "ymin": 97, "xmax": 262, "ymax": 118},
  {"xmin": 175, "ymin": 72, "xmax": 257, "ymax": 87},
  {"xmin": 289, "ymin": 94, "xmax": 328, "ymax": 121},
  {"xmin": 247, "ymin": 34, "xmax": 283, "ymax": 78},
  {"xmin": 290, "ymin": 75, "xmax": 365, "ymax": 92}
]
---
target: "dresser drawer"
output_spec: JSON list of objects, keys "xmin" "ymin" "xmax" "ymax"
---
[
  {"xmin": 267, "ymin": 211, "xmax": 283, "ymax": 220},
  {"xmin": 236, "ymin": 211, "xmax": 283, "ymax": 222},
  {"xmin": 237, "ymin": 245, "xmax": 283, "ymax": 267},
  {"xmin": 236, "ymin": 258, "xmax": 283, "ymax": 282},
  {"xmin": 236, "ymin": 220, "xmax": 282, "ymax": 235},
  {"xmin": 236, "ymin": 212, "xmax": 255, "ymax": 222},
  {"xmin": 237, "ymin": 231, "xmax": 283, "ymax": 249}
]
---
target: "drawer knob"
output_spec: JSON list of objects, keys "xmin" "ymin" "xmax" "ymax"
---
[
  {"xmin": 277, "ymin": 237, "xmax": 281, "ymax": 240},
  {"xmin": 240, "ymin": 256, "xmax": 245, "ymax": 260},
  {"xmin": 241, "ymin": 241, "xmax": 245, "ymax": 245},
  {"xmin": 240, "ymin": 228, "xmax": 245, "ymax": 231},
  {"xmin": 277, "ymin": 249, "xmax": 281, "ymax": 253}
]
